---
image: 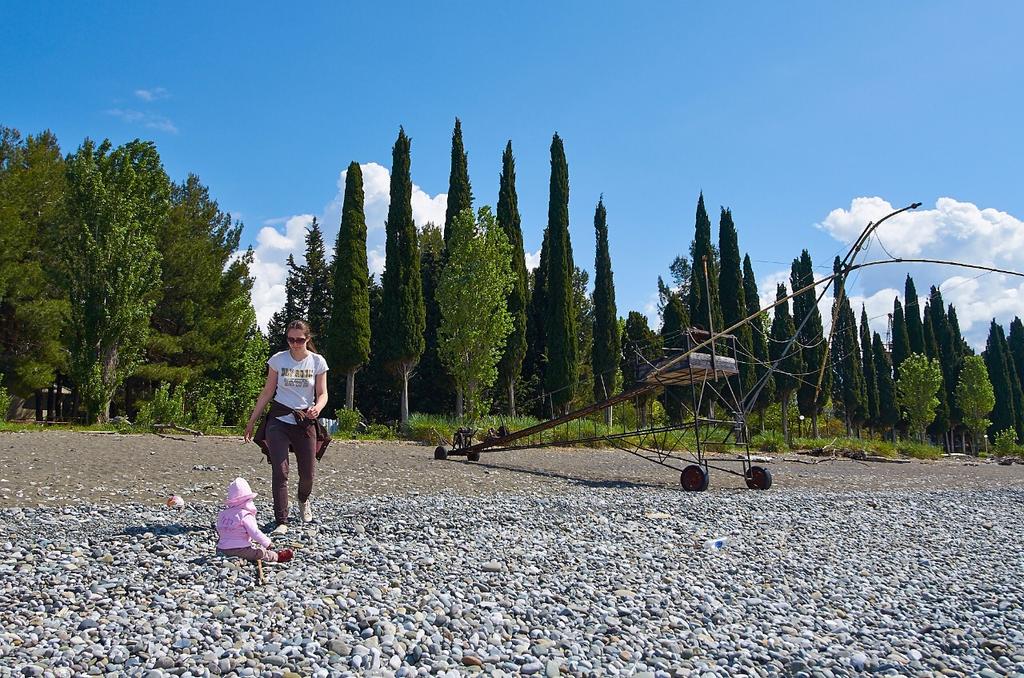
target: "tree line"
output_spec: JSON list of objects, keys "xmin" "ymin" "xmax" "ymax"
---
[{"xmin": 0, "ymin": 120, "xmax": 1017, "ymax": 453}]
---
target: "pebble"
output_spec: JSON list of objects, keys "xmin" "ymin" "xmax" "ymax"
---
[{"xmin": 0, "ymin": 487, "xmax": 1019, "ymax": 676}]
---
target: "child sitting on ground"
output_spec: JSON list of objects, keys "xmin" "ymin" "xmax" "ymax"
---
[{"xmin": 216, "ymin": 477, "xmax": 293, "ymax": 563}]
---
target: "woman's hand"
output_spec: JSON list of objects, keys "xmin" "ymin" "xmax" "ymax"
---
[
  {"xmin": 305, "ymin": 405, "xmax": 320, "ymax": 420},
  {"xmin": 244, "ymin": 421, "xmax": 255, "ymax": 443}
]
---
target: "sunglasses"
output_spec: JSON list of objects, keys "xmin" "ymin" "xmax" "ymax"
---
[{"xmin": 286, "ymin": 336, "xmax": 307, "ymax": 345}]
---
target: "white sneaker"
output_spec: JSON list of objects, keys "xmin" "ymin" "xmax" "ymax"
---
[
  {"xmin": 299, "ymin": 499, "xmax": 313, "ymax": 523},
  {"xmin": 272, "ymin": 523, "xmax": 289, "ymax": 535}
]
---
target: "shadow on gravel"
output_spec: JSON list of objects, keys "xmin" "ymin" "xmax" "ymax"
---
[
  {"xmin": 122, "ymin": 523, "xmax": 209, "ymax": 537},
  {"xmin": 470, "ymin": 460, "xmax": 674, "ymax": 492}
]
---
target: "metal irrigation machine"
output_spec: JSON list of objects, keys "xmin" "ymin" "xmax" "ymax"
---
[
  {"xmin": 432, "ymin": 201, "xmax": 1024, "ymax": 491},
  {"xmin": 434, "ymin": 325, "xmax": 770, "ymax": 491}
]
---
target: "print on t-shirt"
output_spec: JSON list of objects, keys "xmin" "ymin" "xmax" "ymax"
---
[{"xmin": 279, "ymin": 367, "xmax": 315, "ymax": 388}]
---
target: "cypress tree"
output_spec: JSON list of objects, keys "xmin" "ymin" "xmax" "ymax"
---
[
  {"xmin": 1001, "ymin": 324, "xmax": 1024, "ymax": 439},
  {"xmin": 571, "ymin": 265, "xmax": 594, "ymax": 410},
  {"xmin": 659, "ymin": 293, "xmax": 689, "ymax": 424},
  {"xmin": 948, "ymin": 305, "xmax": 971, "ymax": 358},
  {"xmin": 443, "ymin": 118, "xmax": 473, "ymax": 249},
  {"xmin": 381, "ymin": 127, "xmax": 425, "ymax": 426},
  {"xmin": 904, "ymin": 275, "xmax": 925, "ymax": 356},
  {"xmin": 873, "ymin": 332, "xmax": 899, "ymax": 439},
  {"xmin": 325, "ymin": 162, "xmax": 371, "ymax": 411},
  {"xmin": 984, "ymin": 321, "xmax": 1017, "ymax": 441},
  {"xmin": 522, "ymin": 237, "xmax": 548, "ymax": 417},
  {"xmin": 930, "ymin": 287, "xmax": 961, "ymax": 436},
  {"xmin": 891, "ymin": 297, "xmax": 911, "ymax": 381},
  {"xmin": 496, "ymin": 142, "xmax": 529, "ymax": 416},
  {"xmin": 830, "ymin": 257, "xmax": 866, "ymax": 434},
  {"xmin": 860, "ymin": 306, "xmax": 880, "ymax": 431},
  {"xmin": 743, "ymin": 254, "xmax": 774, "ymax": 422},
  {"xmin": 302, "ymin": 218, "xmax": 332, "ymax": 341},
  {"xmin": 1008, "ymin": 317, "xmax": 1024, "ymax": 390},
  {"xmin": 791, "ymin": 250, "xmax": 829, "ymax": 437},
  {"xmin": 411, "ymin": 223, "xmax": 453, "ymax": 415},
  {"xmin": 717, "ymin": 207, "xmax": 755, "ymax": 399},
  {"xmin": 621, "ymin": 311, "xmax": 662, "ymax": 427},
  {"xmin": 687, "ymin": 193, "xmax": 723, "ymax": 334},
  {"xmin": 267, "ymin": 254, "xmax": 305, "ymax": 351},
  {"xmin": 769, "ymin": 283, "xmax": 803, "ymax": 443},
  {"xmin": 923, "ymin": 303, "xmax": 951, "ymax": 443},
  {"xmin": 591, "ymin": 197, "xmax": 619, "ymax": 422},
  {"xmin": 543, "ymin": 134, "xmax": 577, "ymax": 413}
]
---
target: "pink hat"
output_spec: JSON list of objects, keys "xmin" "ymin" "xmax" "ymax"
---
[{"xmin": 225, "ymin": 477, "xmax": 257, "ymax": 507}]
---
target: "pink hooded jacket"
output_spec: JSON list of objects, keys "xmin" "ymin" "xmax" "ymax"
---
[{"xmin": 216, "ymin": 478, "xmax": 272, "ymax": 550}]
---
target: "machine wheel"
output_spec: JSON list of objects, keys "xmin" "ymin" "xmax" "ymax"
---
[
  {"xmin": 745, "ymin": 465, "xmax": 772, "ymax": 490},
  {"xmin": 434, "ymin": 446, "xmax": 448, "ymax": 460},
  {"xmin": 467, "ymin": 451, "xmax": 480, "ymax": 462},
  {"xmin": 680, "ymin": 464, "xmax": 709, "ymax": 492}
]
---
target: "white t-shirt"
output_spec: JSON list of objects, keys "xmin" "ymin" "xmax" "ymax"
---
[{"xmin": 267, "ymin": 350, "xmax": 329, "ymax": 425}]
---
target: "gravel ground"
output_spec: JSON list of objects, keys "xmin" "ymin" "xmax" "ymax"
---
[{"xmin": 1, "ymin": 431, "xmax": 1023, "ymax": 677}]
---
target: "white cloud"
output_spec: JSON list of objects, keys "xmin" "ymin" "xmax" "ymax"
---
[
  {"xmin": 817, "ymin": 197, "xmax": 1024, "ymax": 347},
  {"xmin": 134, "ymin": 87, "xmax": 169, "ymax": 102},
  {"xmin": 106, "ymin": 108, "xmax": 178, "ymax": 133},
  {"xmin": 525, "ymin": 248, "xmax": 541, "ymax": 272}
]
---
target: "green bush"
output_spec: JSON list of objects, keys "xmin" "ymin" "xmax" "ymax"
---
[
  {"xmin": 335, "ymin": 407, "xmax": 363, "ymax": 434},
  {"xmin": 0, "ymin": 374, "xmax": 10, "ymax": 421},
  {"xmin": 993, "ymin": 428, "xmax": 1019, "ymax": 455},
  {"xmin": 751, "ymin": 430, "xmax": 787, "ymax": 453},
  {"xmin": 364, "ymin": 422, "xmax": 396, "ymax": 440},
  {"xmin": 188, "ymin": 397, "xmax": 222, "ymax": 433},
  {"xmin": 135, "ymin": 383, "xmax": 185, "ymax": 429}
]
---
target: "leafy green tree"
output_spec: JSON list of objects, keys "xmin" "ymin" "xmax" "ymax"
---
[
  {"xmin": 496, "ymin": 142, "xmax": 529, "ymax": 416},
  {"xmin": 891, "ymin": 297, "xmax": 911, "ymax": 381},
  {"xmin": 897, "ymin": 353, "xmax": 944, "ymax": 441},
  {"xmin": 743, "ymin": 255, "xmax": 774, "ymax": 423},
  {"xmin": 957, "ymin": 354, "xmax": 995, "ymax": 452},
  {"xmin": 325, "ymin": 162, "xmax": 370, "ymax": 411},
  {"xmin": 0, "ymin": 127, "xmax": 67, "ymax": 401},
  {"xmin": 872, "ymin": 332, "xmax": 899, "ymax": 438},
  {"xmin": 60, "ymin": 138, "xmax": 169, "ymax": 422},
  {"xmin": 591, "ymin": 198, "xmax": 619, "ymax": 422},
  {"xmin": 302, "ymin": 218, "xmax": 332, "ymax": 341},
  {"xmin": 904, "ymin": 275, "xmax": 925, "ymax": 355},
  {"xmin": 859, "ymin": 306, "xmax": 879, "ymax": 431},
  {"xmin": 381, "ymin": 128, "xmax": 425, "ymax": 426},
  {"xmin": 687, "ymin": 193, "xmax": 723, "ymax": 334},
  {"xmin": 718, "ymin": 207, "xmax": 754, "ymax": 400},
  {"xmin": 443, "ymin": 118, "xmax": 473, "ymax": 249},
  {"xmin": 621, "ymin": 311, "xmax": 661, "ymax": 427},
  {"xmin": 769, "ymin": 283, "xmax": 803, "ymax": 444},
  {"xmin": 791, "ymin": 250, "xmax": 828, "ymax": 436},
  {"xmin": 437, "ymin": 207, "xmax": 514, "ymax": 419},
  {"xmin": 543, "ymin": 134, "xmax": 577, "ymax": 413}
]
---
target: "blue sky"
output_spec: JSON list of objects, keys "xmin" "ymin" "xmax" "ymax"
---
[{"xmin": 4, "ymin": 2, "xmax": 1023, "ymax": 344}]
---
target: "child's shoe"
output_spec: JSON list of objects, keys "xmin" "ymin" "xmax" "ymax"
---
[{"xmin": 276, "ymin": 549, "xmax": 293, "ymax": 563}]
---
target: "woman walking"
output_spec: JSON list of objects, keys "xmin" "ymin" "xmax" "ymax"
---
[{"xmin": 244, "ymin": 320, "xmax": 329, "ymax": 534}]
